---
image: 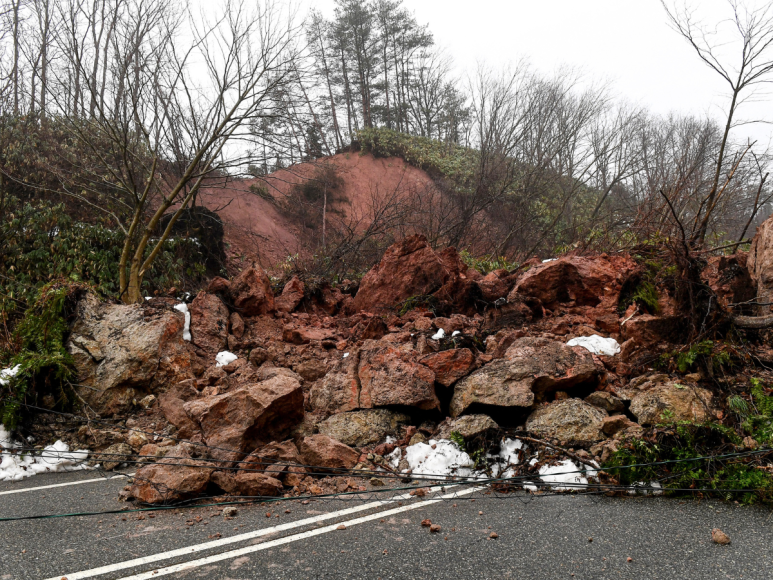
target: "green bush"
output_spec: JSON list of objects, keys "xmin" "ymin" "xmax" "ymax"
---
[{"xmin": 0, "ymin": 198, "xmax": 207, "ymax": 325}]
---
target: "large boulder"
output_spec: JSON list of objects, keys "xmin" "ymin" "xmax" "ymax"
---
[
  {"xmin": 317, "ymin": 409, "xmax": 410, "ymax": 447},
  {"xmin": 300, "ymin": 435, "xmax": 359, "ymax": 470},
  {"xmin": 629, "ymin": 382, "xmax": 717, "ymax": 426},
  {"xmin": 525, "ymin": 399, "xmax": 607, "ymax": 445},
  {"xmin": 358, "ymin": 340, "xmax": 439, "ymax": 411},
  {"xmin": 419, "ymin": 349, "xmax": 476, "ymax": 387},
  {"xmin": 188, "ymin": 291, "xmax": 229, "ymax": 360},
  {"xmin": 511, "ymin": 255, "xmax": 636, "ymax": 310},
  {"xmin": 449, "ymin": 337, "xmax": 599, "ymax": 417},
  {"xmin": 436, "ymin": 414, "xmax": 498, "ymax": 440},
  {"xmin": 210, "ymin": 470, "xmax": 283, "ymax": 497},
  {"xmin": 351, "ymin": 235, "xmax": 472, "ymax": 313},
  {"xmin": 183, "ymin": 375, "xmax": 304, "ymax": 462},
  {"xmin": 309, "ymin": 352, "xmax": 362, "ymax": 415},
  {"xmin": 702, "ymin": 253, "xmax": 755, "ymax": 310},
  {"xmin": 130, "ymin": 444, "xmax": 213, "ymax": 504},
  {"xmin": 230, "ymin": 265, "xmax": 275, "ymax": 316},
  {"xmin": 67, "ymin": 294, "xmax": 193, "ymax": 416},
  {"xmin": 747, "ymin": 216, "xmax": 773, "ymax": 313},
  {"xmin": 275, "ymin": 276, "xmax": 305, "ymax": 313}
]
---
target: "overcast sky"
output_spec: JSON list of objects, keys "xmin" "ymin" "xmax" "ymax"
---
[{"xmin": 307, "ymin": 0, "xmax": 773, "ymax": 149}]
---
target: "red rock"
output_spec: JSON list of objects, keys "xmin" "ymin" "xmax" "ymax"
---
[
  {"xmin": 230, "ymin": 265, "xmax": 275, "ymax": 316},
  {"xmin": 238, "ymin": 440, "xmax": 305, "ymax": 477},
  {"xmin": 703, "ymin": 253, "xmax": 755, "ymax": 309},
  {"xmin": 159, "ymin": 393, "xmax": 201, "ymax": 439},
  {"xmin": 360, "ymin": 317, "xmax": 389, "ymax": 340},
  {"xmin": 189, "ymin": 291, "xmax": 229, "ymax": 360},
  {"xmin": 300, "ymin": 435, "xmax": 360, "ymax": 470},
  {"xmin": 210, "ymin": 470, "xmax": 283, "ymax": 496},
  {"xmin": 130, "ymin": 444, "xmax": 213, "ymax": 504},
  {"xmin": 351, "ymin": 235, "xmax": 471, "ymax": 314},
  {"xmin": 183, "ymin": 375, "xmax": 304, "ymax": 462},
  {"xmin": 207, "ymin": 276, "xmax": 231, "ymax": 295},
  {"xmin": 419, "ymin": 349, "xmax": 476, "ymax": 387},
  {"xmin": 309, "ymin": 352, "xmax": 361, "ymax": 415},
  {"xmin": 711, "ymin": 528, "xmax": 731, "ymax": 545},
  {"xmin": 230, "ymin": 312, "xmax": 245, "ymax": 339},
  {"xmin": 430, "ymin": 524, "xmax": 442, "ymax": 533},
  {"xmin": 477, "ymin": 271, "xmax": 514, "ymax": 303},
  {"xmin": 421, "ymin": 519, "xmax": 432, "ymax": 527},
  {"xmin": 749, "ymin": 214, "xmax": 773, "ymax": 310},
  {"xmin": 359, "ymin": 340, "xmax": 439, "ymax": 411},
  {"xmin": 511, "ymin": 255, "xmax": 636, "ymax": 310},
  {"xmin": 275, "ymin": 276, "xmax": 305, "ymax": 313},
  {"xmin": 601, "ymin": 414, "xmax": 637, "ymax": 436}
]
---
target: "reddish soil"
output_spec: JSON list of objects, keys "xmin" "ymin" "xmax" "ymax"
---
[{"xmin": 197, "ymin": 153, "xmax": 437, "ymax": 273}]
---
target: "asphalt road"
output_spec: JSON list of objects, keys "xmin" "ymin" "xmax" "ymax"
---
[{"xmin": 1, "ymin": 470, "xmax": 772, "ymax": 580}]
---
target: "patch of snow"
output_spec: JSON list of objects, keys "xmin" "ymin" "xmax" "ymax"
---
[
  {"xmin": 144, "ymin": 296, "xmax": 152, "ymax": 301},
  {"xmin": 493, "ymin": 438, "xmax": 524, "ymax": 466},
  {"xmin": 567, "ymin": 335, "xmax": 621, "ymax": 356},
  {"xmin": 0, "ymin": 426, "xmax": 90, "ymax": 482},
  {"xmin": 536, "ymin": 459, "xmax": 587, "ymax": 491},
  {"xmin": 385, "ymin": 435, "xmax": 396, "ymax": 445},
  {"xmin": 343, "ymin": 352, "xmax": 350, "ymax": 358},
  {"xmin": 174, "ymin": 303, "xmax": 191, "ymax": 341},
  {"xmin": 542, "ymin": 258, "xmax": 557, "ymax": 263},
  {"xmin": 0, "ymin": 365, "xmax": 21, "ymax": 387},
  {"xmin": 215, "ymin": 351, "xmax": 238, "ymax": 367},
  {"xmin": 386, "ymin": 446, "xmax": 401, "ymax": 469},
  {"xmin": 405, "ymin": 439, "xmax": 474, "ymax": 478},
  {"xmin": 431, "ymin": 328, "xmax": 445, "ymax": 340},
  {"xmin": 451, "ymin": 330, "xmax": 461, "ymax": 337}
]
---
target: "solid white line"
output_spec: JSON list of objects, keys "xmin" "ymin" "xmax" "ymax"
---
[
  {"xmin": 48, "ymin": 485, "xmax": 472, "ymax": 580},
  {"xmin": 0, "ymin": 473, "xmax": 135, "ymax": 496},
  {"xmin": 112, "ymin": 487, "xmax": 481, "ymax": 580}
]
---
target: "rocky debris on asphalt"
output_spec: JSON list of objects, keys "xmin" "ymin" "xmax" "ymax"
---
[
  {"xmin": 711, "ymin": 528, "xmax": 731, "ymax": 545},
  {"xmin": 46, "ymin": 230, "xmax": 773, "ymax": 505}
]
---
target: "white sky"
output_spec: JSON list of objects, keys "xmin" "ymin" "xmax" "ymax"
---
[{"xmin": 307, "ymin": 0, "xmax": 773, "ymax": 149}]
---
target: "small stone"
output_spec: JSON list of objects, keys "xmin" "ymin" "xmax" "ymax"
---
[
  {"xmin": 139, "ymin": 395, "xmax": 157, "ymax": 409},
  {"xmin": 370, "ymin": 477, "xmax": 385, "ymax": 487},
  {"xmin": 265, "ymin": 512, "xmax": 272, "ymax": 518},
  {"xmin": 478, "ymin": 511, "xmax": 483, "ymax": 515},
  {"xmin": 222, "ymin": 507, "xmax": 238, "ymax": 518},
  {"xmin": 588, "ymin": 537, "xmax": 593, "ymax": 542},
  {"xmin": 336, "ymin": 524, "xmax": 346, "ymax": 530},
  {"xmin": 489, "ymin": 532, "xmax": 498, "ymax": 539},
  {"xmin": 627, "ymin": 557, "xmax": 633, "ymax": 563},
  {"xmin": 712, "ymin": 528, "xmax": 731, "ymax": 545},
  {"xmin": 421, "ymin": 519, "xmax": 432, "ymax": 527},
  {"xmin": 430, "ymin": 524, "xmax": 441, "ymax": 533}
]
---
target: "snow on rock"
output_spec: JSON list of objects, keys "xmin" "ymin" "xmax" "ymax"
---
[
  {"xmin": 0, "ymin": 426, "xmax": 90, "ymax": 482},
  {"xmin": 451, "ymin": 330, "xmax": 461, "ymax": 337},
  {"xmin": 567, "ymin": 335, "xmax": 621, "ymax": 356},
  {"xmin": 628, "ymin": 481, "xmax": 664, "ymax": 496},
  {"xmin": 431, "ymin": 329, "xmax": 446, "ymax": 340},
  {"xmin": 386, "ymin": 446, "xmax": 402, "ymax": 469},
  {"xmin": 542, "ymin": 258, "xmax": 557, "ymax": 263},
  {"xmin": 405, "ymin": 439, "xmax": 473, "ymax": 478},
  {"xmin": 215, "ymin": 351, "xmax": 238, "ymax": 367},
  {"xmin": 174, "ymin": 303, "xmax": 192, "ymax": 341}
]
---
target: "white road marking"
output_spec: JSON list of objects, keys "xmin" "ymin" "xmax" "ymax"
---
[
  {"xmin": 48, "ymin": 485, "xmax": 477, "ymax": 580},
  {"xmin": 113, "ymin": 487, "xmax": 481, "ymax": 580},
  {"xmin": 0, "ymin": 473, "xmax": 134, "ymax": 496}
]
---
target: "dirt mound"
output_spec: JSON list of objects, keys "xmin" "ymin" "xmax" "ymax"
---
[{"xmin": 197, "ymin": 153, "xmax": 437, "ymax": 272}]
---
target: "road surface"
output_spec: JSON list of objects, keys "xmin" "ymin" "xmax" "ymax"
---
[{"xmin": 1, "ymin": 469, "xmax": 771, "ymax": 579}]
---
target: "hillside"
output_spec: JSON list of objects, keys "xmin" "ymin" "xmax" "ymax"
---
[{"xmin": 198, "ymin": 153, "xmax": 439, "ymax": 273}]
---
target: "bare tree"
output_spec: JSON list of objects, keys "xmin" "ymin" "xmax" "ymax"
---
[{"xmin": 663, "ymin": 0, "xmax": 773, "ymax": 244}]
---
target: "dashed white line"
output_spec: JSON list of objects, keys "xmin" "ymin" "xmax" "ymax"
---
[
  {"xmin": 0, "ymin": 473, "xmax": 134, "ymax": 496},
  {"xmin": 48, "ymin": 486, "xmax": 479, "ymax": 580},
  {"xmin": 113, "ymin": 487, "xmax": 481, "ymax": 580}
]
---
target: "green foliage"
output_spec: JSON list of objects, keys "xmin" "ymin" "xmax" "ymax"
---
[
  {"xmin": 358, "ymin": 127, "xmax": 478, "ymax": 187},
  {"xmin": 396, "ymin": 294, "xmax": 439, "ymax": 317},
  {"xmin": 605, "ymin": 423, "xmax": 772, "ymax": 504},
  {"xmin": 0, "ymin": 198, "xmax": 206, "ymax": 323},
  {"xmin": 459, "ymin": 250, "xmax": 517, "ymax": 275},
  {"xmin": 630, "ymin": 281, "xmax": 660, "ymax": 313},
  {"xmin": 449, "ymin": 431, "xmax": 465, "ymax": 449},
  {"xmin": 0, "ymin": 282, "xmax": 79, "ymax": 428},
  {"xmin": 728, "ymin": 395, "xmax": 750, "ymax": 418},
  {"xmin": 740, "ymin": 378, "xmax": 773, "ymax": 444},
  {"xmin": 659, "ymin": 341, "xmax": 734, "ymax": 374}
]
